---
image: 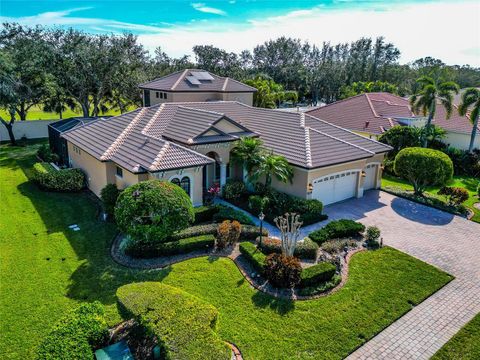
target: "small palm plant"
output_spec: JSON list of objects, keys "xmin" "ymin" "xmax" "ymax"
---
[
  {"xmin": 250, "ymin": 153, "xmax": 294, "ymax": 187},
  {"xmin": 410, "ymin": 76, "xmax": 459, "ymax": 147},
  {"xmin": 458, "ymin": 88, "xmax": 480, "ymax": 153},
  {"xmin": 230, "ymin": 137, "xmax": 264, "ymax": 178}
]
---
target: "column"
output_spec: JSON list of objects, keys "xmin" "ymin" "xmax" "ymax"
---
[{"xmin": 219, "ymin": 163, "xmax": 227, "ymax": 191}]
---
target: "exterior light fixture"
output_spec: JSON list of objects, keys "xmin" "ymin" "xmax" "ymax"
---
[
  {"xmin": 361, "ymin": 171, "xmax": 366, "ymax": 177},
  {"xmin": 380, "ymin": 165, "xmax": 385, "ymax": 170},
  {"xmin": 307, "ymin": 183, "xmax": 313, "ymax": 192},
  {"xmin": 258, "ymin": 212, "xmax": 265, "ymax": 247}
]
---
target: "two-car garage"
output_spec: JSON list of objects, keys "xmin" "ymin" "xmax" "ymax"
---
[{"xmin": 311, "ymin": 164, "xmax": 379, "ymax": 206}]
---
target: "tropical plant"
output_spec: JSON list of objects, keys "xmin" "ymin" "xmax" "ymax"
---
[
  {"xmin": 378, "ymin": 126, "xmax": 422, "ymax": 157},
  {"xmin": 458, "ymin": 88, "xmax": 480, "ymax": 152},
  {"xmin": 274, "ymin": 213, "xmax": 303, "ymax": 257},
  {"xmin": 263, "ymin": 253, "xmax": 302, "ymax": 288},
  {"xmin": 394, "ymin": 147, "xmax": 453, "ymax": 195},
  {"xmin": 250, "ymin": 153, "xmax": 294, "ymax": 187},
  {"xmin": 230, "ymin": 137, "xmax": 264, "ymax": 176},
  {"xmin": 437, "ymin": 187, "xmax": 469, "ymax": 206},
  {"xmin": 244, "ymin": 74, "xmax": 298, "ymax": 108},
  {"xmin": 100, "ymin": 183, "xmax": 121, "ymax": 218},
  {"xmin": 410, "ymin": 76, "xmax": 459, "ymax": 147}
]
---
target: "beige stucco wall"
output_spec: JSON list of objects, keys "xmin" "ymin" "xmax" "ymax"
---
[
  {"xmin": 443, "ymin": 131, "xmax": 480, "ymax": 151},
  {"xmin": 145, "ymin": 90, "xmax": 253, "ymax": 106},
  {"xmin": 148, "ymin": 167, "xmax": 204, "ymax": 206},
  {"xmin": 222, "ymin": 92, "xmax": 254, "ymax": 106}
]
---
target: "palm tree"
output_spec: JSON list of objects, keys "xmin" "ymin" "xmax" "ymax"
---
[
  {"xmin": 410, "ymin": 76, "xmax": 459, "ymax": 147},
  {"xmin": 458, "ymin": 88, "xmax": 480, "ymax": 152},
  {"xmin": 250, "ymin": 153, "xmax": 294, "ymax": 187},
  {"xmin": 230, "ymin": 137, "xmax": 264, "ymax": 177}
]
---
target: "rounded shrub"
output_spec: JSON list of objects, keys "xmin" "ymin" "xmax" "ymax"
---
[
  {"xmin": 263, "ymin": 253, "xmax": 302, "ymax": 288},
  {"xmin": 216, "ymin": 220, "xmax": 242, "ymax": 249},
  {"xmin": 438, "ymin": 186, "xmax": 469, "ymax": 206},
  {"xmin": 100, "ymin": 183, "xmax": 120, "ymax": 218},
  {"xmin": 394, "ymin": 147, "xmax": 453, "ymax": 195},
  {"xmin": 115, "ymin": 180, "xmax": 194, "ymax": 244},
  {"xmin": 222, "ymin": 180, "xmax": 246, "ymax": 201}
]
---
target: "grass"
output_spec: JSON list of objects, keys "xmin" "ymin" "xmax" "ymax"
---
[
  {"xmin": 432, "ymin": 313, "xmax": 480, "ymax": 360},
  {"xmin": 0, "ymin": 143, "xmax": 453, "ymax": 359},
  {"xmin": 382, "ymin": 173, "xmax": 480, "ymax": 223},
  {"xmin": 0, "ymin": 104, "xmax": 131, "ymax": 121}
]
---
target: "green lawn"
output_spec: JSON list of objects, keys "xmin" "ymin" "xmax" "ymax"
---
[
  {"xmin": 432, "ymin": 313, "xmax": 480, "ymax": 360},
  {"xmin": 382, "ymin": 173, "xmax": 480, "ymax": 223},
  {"xmin": 0, "ymin": 144, "xmax": 453, "ymax": 359},
  {"xmin": 0, "ymin": 104, "xmax": 129, "ymax": 121}
]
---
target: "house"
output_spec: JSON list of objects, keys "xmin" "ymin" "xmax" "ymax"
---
[
  {"xmin": 139, "ymin": 69, "xmax": 257, "ymax": 107},
  {"xmin": 307, "ymin": 92, "xmax": 480, "ymax": 150},
  {"xmin": 62, "ymin": 101, "xmax": 391, "ymax": 207}
]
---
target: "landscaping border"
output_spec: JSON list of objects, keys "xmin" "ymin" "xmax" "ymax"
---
[{"xmin": 110, "ymin": 234, "xmax": 366, "ymax": 301}]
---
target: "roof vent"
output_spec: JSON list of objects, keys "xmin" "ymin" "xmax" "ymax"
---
[{"xmin": 365, "ymin": 121, "xmax": 370, "ymax": 128}]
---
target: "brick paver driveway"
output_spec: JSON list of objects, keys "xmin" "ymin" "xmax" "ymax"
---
[{"xmin": 323, "ymin": 191, "xmax": 480, "ymax": 359}]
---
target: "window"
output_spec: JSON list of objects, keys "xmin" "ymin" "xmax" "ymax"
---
[
  {"xmin": 156, "ymin": 92, "xmax": 159, "ymax": 98},
  {"xmin": 163, "ymin": 92, "xmax": 168, "ymax": 99},
  {"xmin": 72, "ymin": 145, "xmax": 81, "ymax": 155},
  {"xmin": 116, "ymin": 166, "xmax": 123, "ymax": 178},
  {"xmin": 171, "ymin": 178, "xmax": 180, "ymax": 187},
  {"xmin": 180, "ymin": 176, "xmax": 191, "ymax": 196}
]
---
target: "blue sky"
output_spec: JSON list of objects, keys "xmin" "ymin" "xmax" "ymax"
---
[{"xmin": 1, "ymin": 0, "xmax": 479, "ymax": 65}]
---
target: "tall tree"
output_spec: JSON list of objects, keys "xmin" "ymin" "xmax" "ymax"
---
[
  {"xmin": 244, "ymin": 75, "xmax": 297, "ymax": 108},
  {"xmin": 458, "ymin": 88, "xmax": 480, "ymax": 152},
  {"xmin": 410, "ymin": 76, "xmax": 459, "ymax": 147},
  {"xmin": 0, "ymin": 51, "xmax": 19, "ymax": 144}
]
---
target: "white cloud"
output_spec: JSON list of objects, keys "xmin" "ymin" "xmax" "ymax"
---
[
  {"xmin": 138, "ymin": 1, "xmax": 480, "ymax": 66},
  {"xmin": 191, "ymin": 3, "xmax": 227, "ymax": 16}
]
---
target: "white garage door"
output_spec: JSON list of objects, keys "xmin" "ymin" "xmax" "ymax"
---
[
  {"xmin": 312, "ymin": 171, "xmax": 358, "ymax": 206},
  {"xmin": 364, "ymin": 164, "xmax": 377, "ymax": 190}
]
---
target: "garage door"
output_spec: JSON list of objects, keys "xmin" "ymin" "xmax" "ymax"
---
[
  {"xmin": 312, "ymin": 171, "xmax": 358, "ymax": 206},
  {"xmin": 364, "ymin": 164, "xmax": 377, "ymax": 190}
]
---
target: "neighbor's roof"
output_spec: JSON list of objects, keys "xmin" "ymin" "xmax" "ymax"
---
[
  {"xmin": 307, "ymin": 92, "xmax": 480, "ymax": 135},
  {"xmin": 139, "ymin": 69, "xmax": 257, "ymax": 93},
  {"xmin": 62, "ymin": 101, "xmax": 391, "ymax": 173}
]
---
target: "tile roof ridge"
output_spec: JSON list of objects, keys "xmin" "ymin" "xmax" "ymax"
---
[
  {"xmin": 305, "ymin": 113, "xmax": 391, "ymax": 149},
  {"xmin": 172, "ymin": 69, "xmax": 189, "ymax": 90},
  {"xmin": 138, "ymin": 69, "xmax": 185, "ymax": 88},
  {"xmin": 309, "ymin": 127, "xmax": 375, "ymax": 155},
  {"xmin": 142, "ymin": 104, "xmax": 165, "ymax": 135},
  {"xmin": 365, "ymin": 93, "xmax": 380, "ymax": 118},
  {"xmin": 100, "ymin": 108, "xmax": 147, "ymax": 161},
  {"xmin": 222, "ymin": 77, "xmax": 229, "ymax": 91},
  {"xmin": 300, "ymin": 112, "xmax": 305, "ymax": 127},
  {"xmin": 304, "ymin": 127, "xmax": 312, "ymax": 167},
  {"xmin": 149, "ymin": 141, "xmax": 171, "ymax": 171}
]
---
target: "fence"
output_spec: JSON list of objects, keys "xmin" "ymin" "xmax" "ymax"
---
[{"xmin": 0, "ymin": 120, "xmax": 56, "ymax": 142}]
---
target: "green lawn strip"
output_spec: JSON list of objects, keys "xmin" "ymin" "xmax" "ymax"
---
[
  {"xmin": 382, "ymin": 173, "xmax": 480, "ymax": 223},
  {"xmin": 0, "ymin": 145, "xmax": 453, "ymax": 359},
  {"xmin": 432, "ymin": 313, "xmax": 480, "ymax": 360}
]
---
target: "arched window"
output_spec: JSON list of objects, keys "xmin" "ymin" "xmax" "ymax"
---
[
  {"xmin": 171, "ymin": 178, "xmax": 180, "ymax": 187},
  {"xmin": 180, "ymin": 176, "xmax": 191, "ymax": 196}
]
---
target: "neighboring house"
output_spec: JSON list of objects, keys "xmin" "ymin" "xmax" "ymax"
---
[
  {"xmin": 307, "ymin": 92, "xmax": 480, "ymax": 150},
  {"xmin": 139, "ymin": 69, "xmax": 257, "ymax": 107},
  {"xmin": 62, "ymin": 101, "xmax": 391, "ymax": 207}
]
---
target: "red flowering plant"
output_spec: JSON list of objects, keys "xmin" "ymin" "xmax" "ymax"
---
[{"xmin": 205, "ymin": 183, "xmax": 221, "ymax": 205}]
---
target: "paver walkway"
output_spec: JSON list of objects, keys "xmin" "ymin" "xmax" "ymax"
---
[{"xmin": 327, "ymin": 191, "xmax": 480, "ymax": 360}]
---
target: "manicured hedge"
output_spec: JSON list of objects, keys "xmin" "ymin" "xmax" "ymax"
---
[
  {"xmin": 36, "ymin": 302, "xmax": 108, "ymax": 360},
  {"xmin": 117, "ymin": 282, "xmax": 230, "ymax": 360},
  {"xmin": 170, "ymin": 224, "xmax": 267, "ymax": 242},
  {"xmin": 309, "ymin": 219, "xmax": 365, "ymax": 245},
  {"xmin": 125, "ymin": 235, "xmax": 215, "ymax": 258},
  {"xmin": 32, "ymin": 162, "xmax": 85, "ymax": 192},
  {"xmin": 240, "ymin": 225, "xmax": 268, "ymax": 241},
  {"xmin": 257, "ymin": 237, "xmax": 318, "ymax": 260},
  {"xmin": 239, "ymin": 242, "xmax": 266, "ymax": 274},
  {"xmin": 213, "ymin": 206, "xmax": 254, "ymax": 225},
  {"xmin": 193, "ymin": 205, "xmax": 219, "ymax": 224},
  {"xmin": 299, "ymin": 262, "xmax": 337, "ymax": 288}
]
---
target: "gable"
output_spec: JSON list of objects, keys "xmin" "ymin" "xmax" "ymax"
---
[{"xmin": 213, "ymin": 118, "xmax": 247, "ymax": 134}]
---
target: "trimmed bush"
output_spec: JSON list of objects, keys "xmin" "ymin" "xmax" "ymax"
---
[
  {"xmin": 299, "ymin": 262, "xmax": 337, "ymax": 288},
  {"xmin": 216, "ymin": 220, "xmax": 241, "ymax": 249},
  {"xmin": 193, "ymin": 205, "xmax": 219, "ymax": 224},
  {"xmin": 171, "ymin": 224, "xmax": 267, "ymax": 242},
  {"xmin": 222, "ymin": 180, "xmax": 246, "ymax": 201},
  {"xmin": 213, "ymin": 206, "xmax": 254, "ymax": 225},
  {"xmin": 115, "ymin": 180, "xmax": 194, "ymax": 245},
  {"xmin": 442, "ymin": 147, "xmax": 480, "ymax": 177},
  {"xmin": 438, "ymin": 186, "xmax": 469, "ymax": 206},
  {"xmin": 240, "ymin": 225, "xmax": 268, "ymax": 240},
  {"xmin": 248, "ymin": 194, "xmax": 270, "ymax": 215},
  {"xmin": 37, "ymin": 144, "xmax": 59, "ymax": 163},
  {"xmin": 36, "ymin": 302, "xmax": 108, "ymax": 360},
  {"xmin": 33, "ymin": 162, "xmax": 85, "ymax": 192},
  {"xmin": 117, "ymin": 282, "xmax": 231, "ymax": 360},
  {"xmin": 394, "ymin": 147, "xmax": 453, "ymax": 195},
  {"xmin": 263, "ymin": 253, "xmax": 302, "ymax": 288},
  {"xmin": 239, "ymin": 242, "xmax": 266, "ymax": 274},
  {"xmin": 100, "ymin": 183, "xmax": 120, "ymax": 217},
  {"xmin": 321, "ymin": 239, "xmax": 358, "ymax": 254},
  {"xmin": 125, "ymin": 234, "xmax": 215, "ymax": 258},
  {"xmin": 257, "ymin": 237, "xmax": 318, "ymax": 260},
  {"xmin": 365, "ymin": 226, "xmax": 381, "ymax": 248},
  {"xmin": 309, "ymin": 219, "xmax": 365, "ymax": 245}
]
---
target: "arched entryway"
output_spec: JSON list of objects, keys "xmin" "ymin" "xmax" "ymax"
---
[{"xmin": 204, "ymin": 151, "xmax": 229, "ymax": 190}]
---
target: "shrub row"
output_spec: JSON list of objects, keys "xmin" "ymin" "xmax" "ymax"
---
[
  {"xmin": 212, "ymin": 206, "xmax": 254, "ymax": 225},
  {"xmin": 257, "ymin": 237, "xmax": 319, "ymax": 260},
  {"xmin": 239, "ymin": 242, "xmax": 266, "ymax": 274},
  {"xmin": 33, "ymin": 162, "xmax": 85, "ymax": 192},
  {"xmin": 36, "ymin": 302, "xmax": 108, "ymax": 360},
  {"xmin": 117, "ymin": 282, "xmax": 231, "ymax": 360},
  {"xmin": 309, "ymin": 219, "xmax": 365, "ymax": 245},
  {"xmin": 37, "ymin": 144, "xmax": 59, "ymax": 163},
  {"xmin": 170, "ymin": 224, "xmax": 267, "ymax": 242},
  {"xmin": 193, "ymin": 205, "xmax": 220, "ymax": 224},
  {"xmin": 299, "ymin": 262, "xmax": 337, "ymax": 288},
  {"xmin": 125, "ymin": 235, "xmax": 215, "ymax": 258}
]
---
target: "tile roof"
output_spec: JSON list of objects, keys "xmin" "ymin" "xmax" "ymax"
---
[
  {"xmin": 139, "ymin": 69, "xmax": 257, "ymax": 93},
  {"xmin": 63, "ymin": 101, "xmax": 391, "ymax": 173},
  {"xmin": 307, "ymin": 92, "xmax": 479, "ymax": 135}
]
